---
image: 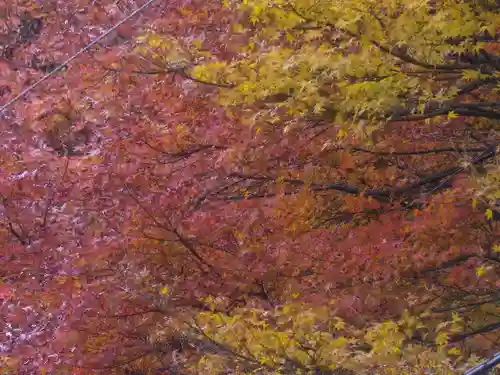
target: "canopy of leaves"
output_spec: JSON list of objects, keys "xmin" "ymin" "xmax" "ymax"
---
[
  {"xmin": 192, "ymin": 300, "xmax": 478, "ymax": 375},
  {"xmin": 0, "ymin": 0, "xmax": 498, "ymax": 374}
]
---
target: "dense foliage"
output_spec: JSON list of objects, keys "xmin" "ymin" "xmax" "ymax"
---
[{"xmin": 0, "ymin": 0, "xmax": 498, "ymax": 374}]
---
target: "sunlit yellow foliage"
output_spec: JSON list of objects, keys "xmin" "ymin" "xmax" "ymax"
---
[
  {"xmin": 178, "ymin": 0, "xmax": 500, "ymax": 139},
  {"xmin": 135, "ymin": 32, "xmax": 193, "ymax": 70},
  {"xmin": 191, "ymin": 301, "xmax": 482, "ymax": 374},
  {"xmin": 133, "ymin": 3, "xmax": 500, "ymax": 373}
]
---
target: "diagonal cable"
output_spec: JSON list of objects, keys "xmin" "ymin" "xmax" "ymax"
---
[
  {"xmin": 0, "ymin": 0, "xmax": 156, "ymax": 116},
  {"xmin": 464, "ymin": 352, "xmax": 500, "ymax": 375}
]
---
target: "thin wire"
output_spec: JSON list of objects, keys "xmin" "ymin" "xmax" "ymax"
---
[
  {"xmin": 464, "ymin": 352, "xmax": 500, "ymax": 375},
  {"xmin": 0, "ymin": 0, "xmax": 157, "ymax": 116}
]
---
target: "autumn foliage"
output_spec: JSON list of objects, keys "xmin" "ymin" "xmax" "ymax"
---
[{"xmin": 0, "ymin": 0, "xmax": 499, "ymax": 374}]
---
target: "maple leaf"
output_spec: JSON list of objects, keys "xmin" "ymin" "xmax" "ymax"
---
[{"xmin": 476, "ymin": 266, "xmax": 487, "ymax": 278}]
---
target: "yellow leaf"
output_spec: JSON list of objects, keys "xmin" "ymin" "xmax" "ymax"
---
[
  {"xmin": 331, "ymin": 336, "xmax": 348, "ymax": 348},
  {"xmin": 486, "ymin": 208, "xmax": 493, "ymax": 220},
  {"xmin": 448, "ymin": 347, "xmax": 461, "ymax": 355},
  {"xmin": 447, "ymin": 111, "xmax": 459, "ymax": 119},
  {"xmin": 451, "ymin": 312, "xmax": 462, "ymax": 325},
  {"xmin": 476, "ymin": 266, "xmax": 486, "ymax": 277},
  {"xmin": 435, "ymin": 332, "xmax": 448, "ymax": 346},
  {"xmin": 333, "ymin": 317, "xmax": 345, "ymax": 331},
  {"xmin": 493, "ymin": 244, "xmax": 500, "ymax": 253},
  {"xmin": 337, "ymin": 129, "xmax": 348, "ymax": 138},
  {"xmin": 232, "ymin": 24, "xmax": 244, "ymax": 33},
  {"xmin": 472, "ymin": 198, "xmax": 477, "ymax": 210},
  {"xmin": 462, "ymin": 70, "xmax": 481, "ymax": 82},
  {"xmin": 161, "ymin": 286, "xmax": 169, "ymax": 295}
]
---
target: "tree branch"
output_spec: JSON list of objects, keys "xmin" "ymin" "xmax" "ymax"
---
[
  {"xmin": 450, "ymin": 321, "xmax": 500, "ymax": 343},
  {"xmin": 216, "ymin": 144, "xmax": 496, "ymax": 203},
  {"xmin": 345, "ymin": 146, "xmax": 487, "ymax": 157},
  {"xmin": 464, "ymin": 352, "xmax": 500, "ymax": 375},
  {"xmin": 432, "ymin": 297, "xmax": 500, "ymax": 314}
]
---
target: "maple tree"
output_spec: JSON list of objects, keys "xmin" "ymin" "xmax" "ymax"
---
[
  {"xmin": 0, "ymin": 0, "xmax": 499, "ymax": 374},
  {"xmin": 138, "ymin": 1, "xmax": 499, "ymax": 371},
  {"xmin": 191, "ymin": 300, "xmax": 484, "ymax": 375}
]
